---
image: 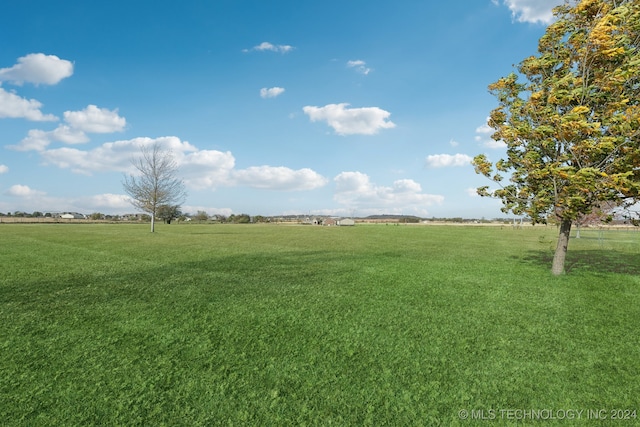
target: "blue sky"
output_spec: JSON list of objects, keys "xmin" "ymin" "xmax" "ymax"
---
[{"xmin": 1, "ymin": 0, "xmax": 564, "ymax": 218}]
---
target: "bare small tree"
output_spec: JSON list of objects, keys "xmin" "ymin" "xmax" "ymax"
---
[{"xmin": 123, "ymin": 142, "xmax": 187, "ymax": 232}]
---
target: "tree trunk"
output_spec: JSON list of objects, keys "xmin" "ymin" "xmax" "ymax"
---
[
  {"xmin": 551, "ymin": 218, "xmax": 572, "ymax": 275},
  {"xmin": 151, "ymin": 214, "xmax": 155, "ymax": 233}
]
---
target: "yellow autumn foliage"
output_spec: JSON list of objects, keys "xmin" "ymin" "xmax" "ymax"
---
[
  {"xmin": 571, "ymin": 106, "xmax": 591, "ymax": 115},
  {"xmin": 475, "ymin": 0, "xmax": 640, "ymax": 251}
]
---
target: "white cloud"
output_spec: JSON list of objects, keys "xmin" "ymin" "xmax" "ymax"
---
[
  {"xmin": 0, "ymin": 87, "xmax": 58, "ymax": 121},
  {"xmin": 0, "ymin": 164, "xmax": 8, "ymax": 174},
  {"xmin": 466, "ymin": 187, "xmax": 480, "ymax": 198},
  {"xmin": 260, "ymin": 87, "xmax": 285, "ymax": 99},
  {"xmin": 232, "ymin": 166, "xmax": 328, "ymax": 191},
  {"xmin": 334, "ymin": 171, "xmax": 371, "ymax": 193},
  {"xmin": 39, "ymin": 147, "xmax": 93, "ymax": 173},
  {"xmin": 426, "ymin": 153, "xmax": 473, "ymax": 168},
  {"xmin": 483, "ymin": 139, "xmax": 508, "ymax": 149},
  {"xmin": 39, "ymin": 135, "xmax": 216, "ymax": 178},
  {"xmin": 36, "ymin": 135, "xmax": 328, "ymax": 194},
  {"xmin": 449, "ymin": 139, "xmax": 460, "ymax": 147},
  {"xmin": 180, "ymin": 148, "xmax": 236, "ymax": 190},
  {"xmin": 9, "ymin": 127, "xmax": 88, "ymax": 152},
  {"xmin": 50, "ymin": 125, "xmax": 90, "ymax": 144},
  {"xmin": 243, "ymin": 42, "xmax": 294, "ymax": 53},
  {"xmin": 86, "ymin": 193, "xmax": 132, "ymax": 210},
  {"xmin": 303, "ymin": 103, "xmax": 396, "ymax": 135},
  {"xmin": 347, "ymin": 60, "xmax": 372, "ymax": 75},
  {"xmin": 475, "ymin": 122, "xmax": 492, "ymax": 136},
  {"xmin": 8, "ymin": 105, "xmax": 126, "ymax": 151},
  {"xmin": 497, "ymin": 0, "xmax": 562, "ymax": 24},
  {"xmin": 41, "ymin": 136, "xmax": 197, "ymax": 175},
  {"xmin": 9, "ymin": 129, "xmax": 52, "ymax": 151},
  {"xmin": 5, "ymin": 184, "xmax": 46, "ymax": 197},
  {"xmin": 63, "ymin": 105, "xmax": 126, "ymax": 133},
  {"xmin": 0, "ymin": 53, "xmax": 73, "ymax": 85},
  {"xmin": 474, "ymin": 119, "xmax": 506, "ymax": 149},
  {"xmin": 333, "ymin": 171, "xmax": 443, "ymax": 214}
]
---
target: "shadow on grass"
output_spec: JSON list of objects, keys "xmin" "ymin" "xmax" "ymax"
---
[{"xmin": 520, "ymin": 250, "xmax": 640, "ymax": 275}]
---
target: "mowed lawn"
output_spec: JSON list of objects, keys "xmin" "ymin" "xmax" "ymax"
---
[{"xmin": 1, "ymin": 223, "xmax": 639, "ymax": 425}]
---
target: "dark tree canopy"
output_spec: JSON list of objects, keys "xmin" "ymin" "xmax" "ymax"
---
[
  {"xmin": 193, "ymin": 211, "xmax": 209, "ymax": 222},
  {"xmin": 156, "ymin": 204, "xmax": 182, "ymax": 224}
]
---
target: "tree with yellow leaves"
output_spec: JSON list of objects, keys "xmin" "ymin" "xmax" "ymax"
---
[{"xmin": 473, "ymin": 0, "xmax": 639, "ymax": 275}]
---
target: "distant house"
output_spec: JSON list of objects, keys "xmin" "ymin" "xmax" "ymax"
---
[
  {"xmin": 322, "ymin": 217, "xmax": 337, "ymax": 226},
  {"xmin": 123, "ymin": 213, "xmax": 145, "ymax": 221},
  {"xmin": 57, "ymin": 212, "xmax": 86, "ymax": 219},
  {"xmin": 337, "ymin": 218, "xmax": 355, "ymax": 226}
]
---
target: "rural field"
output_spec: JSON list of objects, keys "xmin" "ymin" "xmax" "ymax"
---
[{"xmin": 1, "ymin": 223, "xmax": 639, "ymax": 425}]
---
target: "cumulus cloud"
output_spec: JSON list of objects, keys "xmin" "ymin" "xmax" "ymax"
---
[
  {"xmin": 50, "ymin": 125, "xmax": 91, "ymax": 144},
  {"xmin": 0, "ymin": 164, "xmax": 8, "ymax": 174},
  {"xmin": 334, "ymin": 171, "xmax": 371, "ymax": 193},
  {"xmin": 86, "ymin": 193, "xmax": 132, "ymax": 210},
  {"xmin": 303, "ymin": 103, "xmax": 396, "ymax": 135},
  {"xmin": 347, "ymin": 60, "xmax": 372, "ymax": 75},
  {"xmin": 483, "ymin": 139, "xmax": 508, "ymax": 149},
  {"xmin": 8, "ymin": 105, "xmax": 126, "ymax": 151},
  {"xmin": 41, "ymin": 136, "xmax": 197, "ymax": 175},
  {"xmin": 63, "ymin": 105, "xmax": 126, "ymax": 133},
  {"xmin": 9, "ymin": 129, "xmax": 52, "ymax": 151},
  {"xmin": 466, "ymin": 187, "xmax": 481, "ymax": 198},
  {"xmin": 180, "ymin": 148, "xmax": 236, "ymax": 190},
  {"xmin": 36, "ymin": 135, "xmax": 326, "ymax": 193},
  {"xmin": 426, "ymin": 153, "xmax": 473, "ymax": 168},
  {"xmin": 474, "ymin": 118, "xmax": 506, "ymax": 149},
  {"xmin": 333, "ymin": 171, "xmax": 443, "ymax": 214},
  {"xmin": 0, "ymin": 53, "xmax": 74, "ymax": 86},
  {"xmin": 232, "ymin": 166, "xmax": 328, "ymax": 191},
  {"xmin": 243, "ymin": 42, "xmax": 294, "ymax": 53},
  {"xmin": 260, "ymin": 87, "xmax": 285, "ymax": 99},
  {"xmin": 475, "ymin": 122, "xmax": 493, "ymax": 137},
  {"xmin": 496, "ymin": 0, "xmax": 562, "ymax": 24},
  {"xmin": 38, "ymin": 135, "xmax": 212, "ymax": 177},
  {"xmin": 5, "ymin": 184, "xmax": 46, "ymax": 197},
  {"xmin": 0, "ymin": 87, "xmax": 58, "ymax": 121}
]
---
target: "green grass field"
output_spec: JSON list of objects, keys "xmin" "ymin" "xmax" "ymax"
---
[{"xmin": 1, "ymin": 223, "xmax": 639, "ymax": 425}]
